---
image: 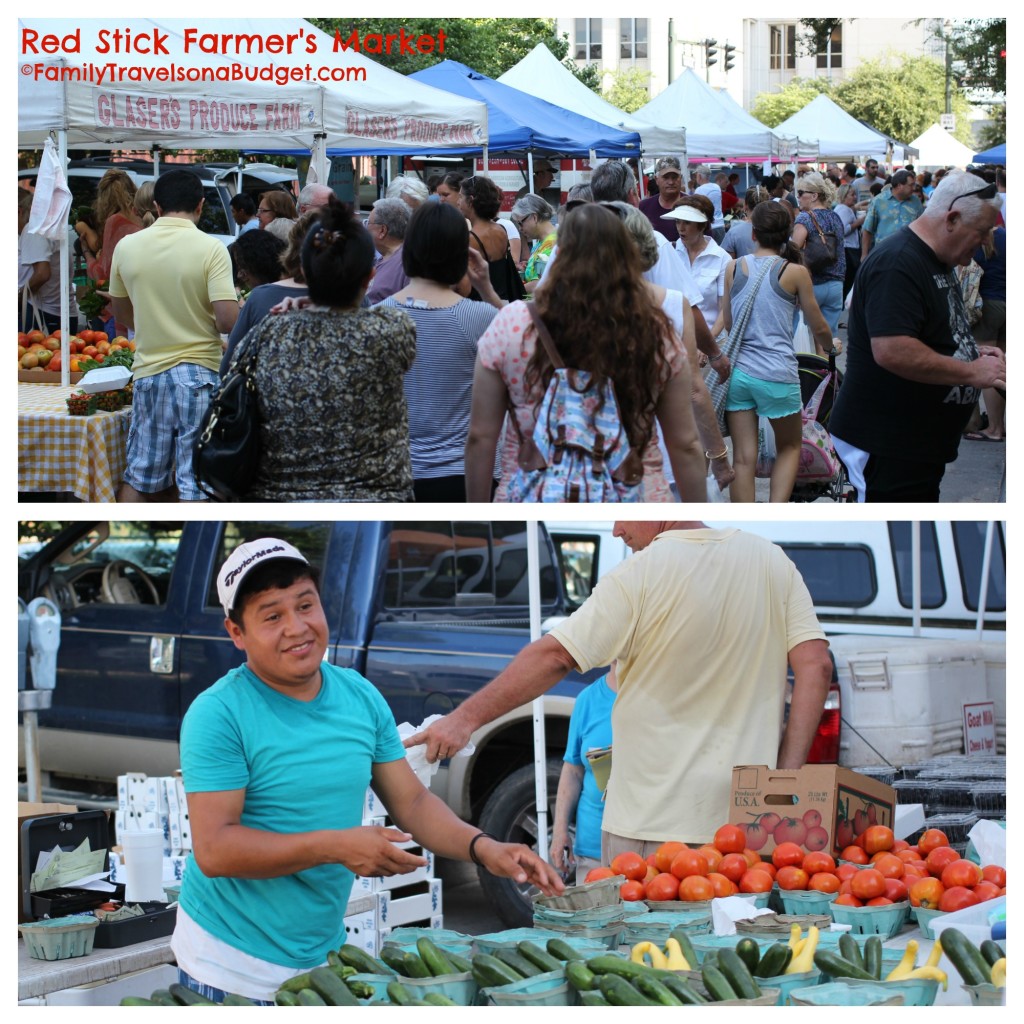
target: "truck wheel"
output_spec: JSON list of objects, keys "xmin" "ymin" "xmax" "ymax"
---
[{"xmin": 476, "ymin": 758, "xmax": 565, "ymax": 928}]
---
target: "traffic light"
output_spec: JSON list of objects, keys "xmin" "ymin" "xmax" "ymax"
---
[
  {"xmin": 705, "ymin": 38, "xmax": 718, "ymax": 67},
  {"xmin": 724, "ymin": 44, "xmax": 737, "ymax": 72}
]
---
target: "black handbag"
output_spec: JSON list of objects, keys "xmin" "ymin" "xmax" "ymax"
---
[
  {"xmin": 803, "ymin": 210, "xmax": 839, "ymax": 275},
  {"xmin": 194, "ymin": 330, "xmax": 261, "ymax": 501}
]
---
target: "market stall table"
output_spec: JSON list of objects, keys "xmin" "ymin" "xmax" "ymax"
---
[{"xmin": 18, "ymin": 384, "xmax": 130, "ymax": 502}]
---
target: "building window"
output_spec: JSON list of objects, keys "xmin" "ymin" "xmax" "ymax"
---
[
  {"xmin": 620, "ymin": 18, "xmax": 648, "ymax": 61},
  {"xmin": 575, "ymin": 19, "xmax": 602, "ymax": 61},
  {"xmin": 770, "ymin": 24, "xmax": 796, "ymax": 70},
  {"xmin": 816, "ymin": 24, "xmax": 843, "ymax": 69}
]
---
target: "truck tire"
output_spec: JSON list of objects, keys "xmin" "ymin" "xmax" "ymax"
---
[{"xmin": 476, "ymin": 759, "xmax": 565, "ymax": 928}]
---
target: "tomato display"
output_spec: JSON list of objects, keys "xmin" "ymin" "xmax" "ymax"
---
[
  {"xmin": 620, "ymin": 879, "xmax": 646, "ymax": 901},
  {"xmin": 775, "ymin": 866, "xmax": 810, "ymax": 891},
  {"xmin": 654, "ymin": 842, "xmax": 686, "ymax": 874},
  {"xmin": 584, "ymin": 867, "xmax": 615, "ymax": 883},
  {"xmin": 679, "ymin": 875, "xmax": 715, "ymax": 901},
  {"xmin": 917, "ymin": 828, "xmax": 950, "ymax": 855},
  {"xmin": 771, "ymin": 842, "xmax": 805, "ymax": 870},
  {"xmin": 738, "ymin": 869, "xmax": 774, "ymax": 894},
  {"xmin": 645, "ymin": 872, "xmax": 682, "ymax": 902},
  {"xmin": 713, "ymin": 825, "xmax": 746, "ymax": 854},
  {"xmin": 717, "ymin": 853, "xmax": 749, "ymax": 884},
  {"xmin": 610, "ymin": 851, "xmax": 648, "ymax": 881},
  {"xmin": 698, "ymin": 846, "xmax": 724, "ymax": 872},
  {"xmin": 834, "ymin": 893, "xmax": 863, "ymax": 907},
  {"xmin": 706, "ymin": 872, "xmax": 739, "ymax": 898},
  {"xmin": 938, "ymin": 885, "xmax": 979, "ymax": 913},
  {"xmin": 669, "ymin": 848, "xmax": 709, "ymax": 880},
  {"xmin": 925, "ymin": 846, "xmax": 961, "ymax": 877},
  {"xmin": 802, "ymin": 852, "xmax": 836, "ymax": 875},
  {"xmin": 909, "ymin": 877, "xmax": 945, "ymax": 909},
  {"xmin": 940, "ymin": 859, "xmax": 983, "ymax": 890},
  {"xmin": 850, "ymin": 868, "xmax": 887, "ymax": 901},
  {"xmin": 982, "ymin": 864, "xmax": 1007, "ymax": 887},
  {"xmin": 840, "ymin": 845, "xmax": 869, "ymax": 865},
  {"xmin": 862, "ymin": 825, "xmax": 895, "ymax": 854},
  {"xmin": 871, "ymin": 853, "xmax": 905, "ymax": 879},
  {"xmin": 809, "ymin": 872, "xmax": 841, "ymax": 894}
]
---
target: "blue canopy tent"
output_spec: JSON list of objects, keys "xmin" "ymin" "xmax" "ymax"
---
[
  {"xmin": 409, "ymin": 60, "xmax": 642, "ymax": 158},
  {"xmin": 974, "ymin": 142, "xmax": 1006, "ymax": 163}
]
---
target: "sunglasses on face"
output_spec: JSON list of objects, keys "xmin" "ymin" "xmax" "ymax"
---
[
  {"xmin": 949, "ymin": 181, "xmax": 998, "ymax": 210},
  {"xmin": 796, "ymin": 190, "xmax": 818, "ymax": 197}
]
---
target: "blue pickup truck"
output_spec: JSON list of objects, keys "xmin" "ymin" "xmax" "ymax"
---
[{"xmin": 18, "ymin": 519, "xmax": 617, "ymax": 925}]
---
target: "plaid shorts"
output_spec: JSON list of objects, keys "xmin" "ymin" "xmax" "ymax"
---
[
  {"xmin": 124, "ymin": 363, "xmax": 219, "ymax": 501},
  {"xmin": 176, "ymin": 968, "xmax": 273, "ymax": 1006}
]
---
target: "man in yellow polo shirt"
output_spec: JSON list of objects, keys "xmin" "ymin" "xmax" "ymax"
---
[
  {"xmin": 407, "ymin": 522, "xmax": 832, "ymax": 857},
  {"xmin": 110, "ymin": 170, "xmax": 238, "ymax": 501}
]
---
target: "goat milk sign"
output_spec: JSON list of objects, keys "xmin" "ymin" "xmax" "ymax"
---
[{"xmin": 963, "ymin": 701, "xmax": 996, "ymax": 756}]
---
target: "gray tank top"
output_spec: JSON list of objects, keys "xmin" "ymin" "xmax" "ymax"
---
[{"xmin": 729, "ymin": 255, "xmax": 799, "ymax": 384}]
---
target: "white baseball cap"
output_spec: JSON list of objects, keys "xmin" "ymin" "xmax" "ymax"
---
[{"xmin": 218, "ymin": 538, "xmax": 309, "ymax": 615}]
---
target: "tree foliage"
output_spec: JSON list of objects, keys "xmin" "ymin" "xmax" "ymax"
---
[
  {"xmin": 977, "ymin": 104, "xmax": 1005, "ymax": 150},
  {"xmin": 947, "ymin": 19, "xmax": 1006, "ymax": 95},
  {"xmin": 796, "ymin": 19, "xmax": 848, "ymax": 58},
  {"xmin": 834, "ymin": 54, "xmax": 974, "ymax": 146},
  {"xmin": 750, "ymin": 78, "xmax": 832, "ymax": 128},
  {"xmin": 308, "ymin": 18, "xmax": 600, "ymax": 90},
  {"xmin": 602, "ymin": 68, "xmax": 651, "ymax": 114}
]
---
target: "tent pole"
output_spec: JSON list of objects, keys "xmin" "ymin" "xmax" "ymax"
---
[
  {"xmin": 152, "ymin": 145, "xmax": 161, "ymax": 177},
  {"xmin": 482, "ymin": 146, "xmax": 489, "ymax": 173},
  {"xmin": 58, "ymin": 129, "xmax": 69, "ymax": 388},
  {"xmin": 527, "ymin": 152, "xmax": 534, "ymax": 194},
  {"xmin": 638, "ymin": 150, "xmax": 646, "ymax": 199},
  {"xmin": 975, "ymin": 522, "xmax": 996, "ymax": 641},
  {"xmin": 911, "ymin": 522, "xmax": 921, "ymax": 637},
  {"xmin": 526, "ymin": 522, "xmax": 550, "ymax": 865}
]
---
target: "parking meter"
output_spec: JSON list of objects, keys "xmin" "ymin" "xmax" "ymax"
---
[
  {"xmin": 18, "ymin": 598, "xmax": 29, "ymax": 691},
  {"xmin": 27, "ymin": 597, "xmax": 61, "ymax": 690}
]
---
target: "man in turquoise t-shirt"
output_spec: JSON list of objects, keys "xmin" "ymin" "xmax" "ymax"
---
[{"xmin": 172, "ymin": 538, "xmax": 563, "ymax": 1002}]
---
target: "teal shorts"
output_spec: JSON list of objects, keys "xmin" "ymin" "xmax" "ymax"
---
[{"xmin": 725, "ymin": 366, "xmax": 802, "ymax": 419}]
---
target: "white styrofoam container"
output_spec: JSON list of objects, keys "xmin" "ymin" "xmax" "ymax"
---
[
  {"xmin": 343, "ymin": 894, "xmax": 391, "ymax": 956},
  {"xmin": 829, "ymin": 636, "xmax": 988, "ymax": 768},
  {"xmin": 79, "ymin": 365, "xmax": 132, "ymax": 393},
  {"xmin": 39, "ymin": 963, "xmax": 178, "ymax": 1006},
  {"xmin": 380, "ymin": 879, "xmax": 442, "ymax": 929}
]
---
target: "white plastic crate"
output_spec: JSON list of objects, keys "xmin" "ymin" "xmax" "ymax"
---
[
  {"xmin": 380, "ymin": 879, "xmax": 442, "ymax": 929},
  {"xmin": 343, "ymin": 892, "xmax": 391, "ymax": 956}
]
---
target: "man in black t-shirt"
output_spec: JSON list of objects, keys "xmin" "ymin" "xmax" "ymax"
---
[{"xmin": 829, "ymin": 171, "xmax": 1005, "ymax": 502}]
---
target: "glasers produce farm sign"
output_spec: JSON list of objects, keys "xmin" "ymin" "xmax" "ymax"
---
[{"xmin": 95, "ymin": 90, "xmax": 313, "ymax": 134}]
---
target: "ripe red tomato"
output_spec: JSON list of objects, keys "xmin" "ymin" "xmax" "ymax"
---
[
  {"xmin": 850, "ymin": 868, "xmax": 887, "ymax": 901},
  {"xmin": 940, "ymin": 859, "xmax": 983, "ymax": 890},
  {"xmin": 669, "ymin": 848, "xmax": 709, "ymax": 880},
  {"xmin": 918, "ymin": 828, "xmax": 950, "ymax": 855},
  {"xmin": 713, "ymin": 824, "xmax": 747, "ymax": 854},
  {"xmin": 835, "ymin": 863, "xmax": 860, "ymax": 883},
  {"xmin": 654, "ymin": 842, "xmax": 687, "ymax": 874},
  {"xmin": 772, "ymin": 842, "xmax": 805, "ymax": 870},
  {"xmin": 938, "ymin": 885, "xmax": 979, "ymax": 913},
  {"xmin": 738, "ymin": 869, "xmax": 774, "ymax": 894},
  {"xmin": 707, "ymin": 872, "xmax": 740, "ymax": 898},
  {"xmin": 741, "ymin": 848, "xmax": 763, "ymax": 869},
  {"xmin": 698, "ymin": 846, "xmax": 724, "ymax": 872},
  {"xmin": 840, "ymin": 845, "xmax": 869, "ymax": 865},
  {"xmin": 892, "ymin": 839, "xmax": 910, "ymax": 853},
  {"xmin": 862, "ymin": 825, "xmax": 895, "ymax": 855},
  {"xmin": 834, "ymin": 893, "xmax": 863, "ymax": 907},
  {"xmin": 611, "ymin": 851, "xmax": 649, "ymax": 881},
  {"xmin": 645, "ymin": 872, "xmax": 682, "ymax": 902},
  {"xmin": 802, "ymin": 852, "xmax": 837, "ymax": 875},
  {"xmin": 884, "ymin": 878, "xmax": 910, "ymax": 903},
  {"xmin": 971, "ymin": 881, "xmax": 1001, "ymax": 903},
  {"xmin": 981, "ymin": 864, "xmax": 1007, "ymax": 887},
  {"xmin": 909, "ymin": 877, "xmax": 945, "ymax": 909},
  {"xmin": 679, "ymin": 875, "xmax": 715, "ymax": 901},
  {"xmin": 776, "ymin": 866, "xmax": 810, "ymax": 891},
  {"xmin": 866, "ymin": 896, "xmax": 893, "ymax": 906},
  {"xmin": 620, "ymin": 879, "xmax": 646, "ymax": 901},
  {"xmin": 809, "ymin": 872, "xmax": 841, "ymax": 894},
  {"xmin": 925, "ymin": 846, "xmax": 961, "ymax": 877},
  {"xmin": 871, "ymin": 853, "xmax": 905, "ymax": 879},
  {"xmin": 584, "ymin": 867, "xmax": 615, "ymax": 883},
  {"xmin": 718, "ymin": 853, "xmax": 749, "ymax": 884}
]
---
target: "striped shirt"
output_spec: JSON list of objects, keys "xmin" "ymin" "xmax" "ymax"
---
[{"xmin": 377, "ymin": 296, "xmax": 498, "ymax": 478}]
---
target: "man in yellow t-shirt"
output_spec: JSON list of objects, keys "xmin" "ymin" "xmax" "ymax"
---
[
  {"xmin": 109, "ymin": 170, "xmax": 238, "ymax": 502},
  {"xmin": 407, "ymin": 522, "xmax": 832, "ymax": 857}
]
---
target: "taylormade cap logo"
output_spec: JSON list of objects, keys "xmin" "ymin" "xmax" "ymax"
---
[{"xmin": 218, "ymin": 538, "xmax": 309, "ymax": 614}]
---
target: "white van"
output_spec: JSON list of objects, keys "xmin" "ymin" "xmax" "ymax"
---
[{"xmin": 544, "ymin": 520, "xmax": 1006, "ymax": 767}]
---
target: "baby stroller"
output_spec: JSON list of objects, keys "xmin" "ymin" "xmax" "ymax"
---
[{"xmin": 790, "ymin": 350, "xmax": 854, "ymax": 503}]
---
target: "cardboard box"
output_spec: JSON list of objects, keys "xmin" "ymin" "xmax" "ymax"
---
[
  {"xmin": 729, "ymin": 765, "xmax": 896, "ymax": 859},
  {"xmin": 17, "ymin": 802, "xmax": 77, "ymax": 923},
  {"xmin": 343, "ymin": 892, "xmax": 390, "ymax": 956},
  {"xmin": 18, "ymin": 369, "xmax": 85, "ymax": 385},
  {"xmin": 380, "ymin": 879, "xmax": 443, "ymax": 929}
]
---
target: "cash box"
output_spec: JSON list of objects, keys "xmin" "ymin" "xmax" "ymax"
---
[{"xmin": 20, "ymin": 810, "xmax": 176, "ymax": 947}]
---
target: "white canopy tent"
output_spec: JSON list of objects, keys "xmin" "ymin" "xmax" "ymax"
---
[
  {"xmin": 773, "ymin": 94, "xmax": 895, "ymax": 162},
  {"xmin": 908, "ymin": 123, "xmax": 977, "ymax": 171},
  {"xmin": 635, "ymin": 68, "xmax": 791, "ymax": 162},
  {"xmin": 713, "ymin": 88, "xmax": 817, "ymax": 163},
  {"xmin": 497, "ymin": 43, "xmax": 685, "ymax": 159}
]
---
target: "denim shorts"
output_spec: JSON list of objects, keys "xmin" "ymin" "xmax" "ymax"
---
[
  {"xmin": 725, "ymin": 366, "xmax": 803, "ymax": 419},
  {"xmin": 124, "ymin": 363, "xmax": 219, "ymax": 501},
  {"xmin": 176, "ymin": 968, "xmax": 273, "ymax": 1006}
]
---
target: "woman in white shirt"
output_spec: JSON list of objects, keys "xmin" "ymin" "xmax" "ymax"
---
[{"xmin": 667, "ymin": 195, "xmax": 731, "ymax": 340}]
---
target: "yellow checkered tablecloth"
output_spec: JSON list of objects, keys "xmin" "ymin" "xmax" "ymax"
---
[{"xmin": 18, "ymin": 384, "xmax": 131, "ymax": 502}]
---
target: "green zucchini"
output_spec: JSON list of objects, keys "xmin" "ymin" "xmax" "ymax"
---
[
  {"xmin": 565, "ymin": 961, "xmax": 597, "ymax": 992},
  {"xmin": 326, "ymin": 949, "xmax": 343, "ymax": 968},
  {"xmin": 309, "ymin": 966, "xmax": 360, "ymax": 1006},
  {"xmin": 222, "ymin": 993, "xmax": 257, "ymax": 1006},
  {"xmin": 385, "ymin": 981, "xmax": 414, "ymax": 1007},
  {"xmin": 494, "ymin": 947, "xmax": 541, "ymax": 978},
  {"xmin": 446, "ymin": 950, "xmax": 473, "ymax": 974},
  {"xmin": 735, "ymin": 937, "xmax": 761, "ymax": 974},
  {"xmin": 337, "ymin": 944, "xmax": 392, "ymax": 975},
  {"xmin": 668, "ymin": 927, "xmax": 700, "ymax": 970},
  {"xmin": 578, "ymin": 991, "xmax": 610, "ymax": 1006},
  {"xmin": 838, "ymin": 932, "xmax": 865, "ymax": 971},
  {"xmin": 547, "ymin": 938, "xmax": 584, "ymax": 962},
  {"xmin": 422, "ymin": 992, "xmax": 458, "ymax": 1006},
  {"xmin": 585, "ymin": 954, "xmax": 651, "ymax": 980},
  {"xmin": 296, "ymin": 989, "xmax": 327, "ymax": 1006},
  {"xmin": 812, "ymin": 950, "xmax": 877, "ymax": 982},
  {"xmin": 656, "ymin": 973, "xmax": 708, "ymax": 1005},
  {"xmin": 168, "ymin": 983, "xmax": 218, "ymax": 1005},
  {"xmin": 701, "ymin": 962, "xmax": 738, "ymax": 1002},
  {"xmin": 149, "ymin": 990, "xmax": 178, "ymax": 1006},
  {"xmin": 278, "ymin": 971, "xmax": 314, "ymax": 993},
  {"xmin": 119, "ymin": 997, "xmax": 157, "ymax": 1006},
  {"xmin": 632, "ymin": 973, "xmax": 684, "ymax": 1006},
  {"xmin": 274, "ymin": 990, "xmax": 300, "ymax": 1006},
  {"xmin": 753, "ymin": 943, "xmax": 792, "ymax": 979},
  {"xmin": 379, "ymin": 945, "xmax": 431, "ymax": 979},
  {"xmin": 517, "ymin": 940, "xmax": 563, "ymax": 974},
  {"xmin": 598, "ymin": 974, "xmax": 657, "ymax": 1006},
  {"xmin": 346, "ymin": 979, "xmax": 376, "ymax": 1000},
  {"xmin": 940, "ymin": 927, "xmax": 991, "ymax": 985},
  {"xmin": 416, "ymin": 936, "xmax": 457, "ymax": 977},
  {"xmin": 471, "ymin": 953, "xmax": 525, "ymax": 988},
  {"xmin": 980, "ymin": 939, "xmax": 1005, "ymax": 967},
  {"xmin": 718, "ymin": 947, "xmax": 762, "ymax": 999},
  {"xmin": 863, "ymin": 935, "xmax": 883, "ymax": 980}
]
